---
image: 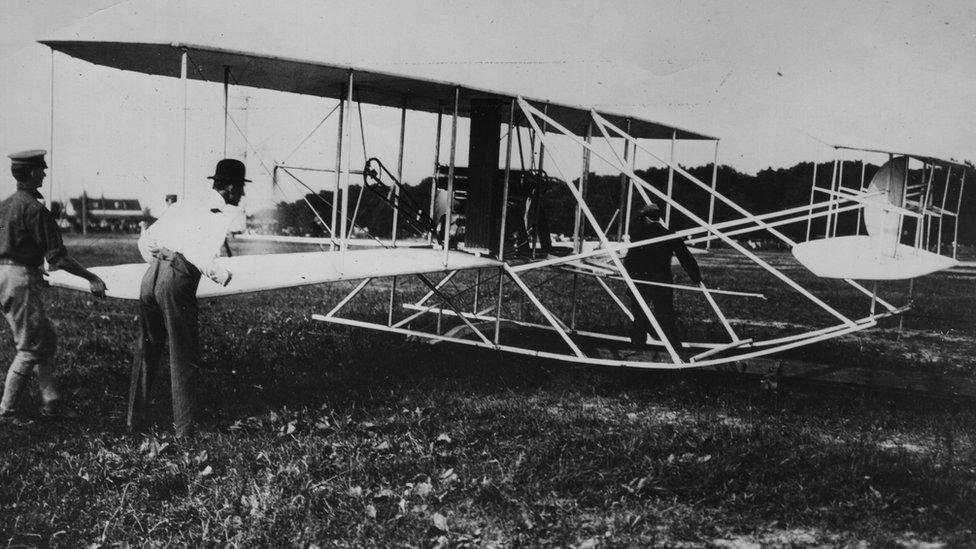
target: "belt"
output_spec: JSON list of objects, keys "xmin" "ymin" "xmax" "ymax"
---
[
  {"xmin": 154, "ymin": 248, "xmax": 202, "ymax": 277},
  {"xmin": 154, "ymin": 247, "xmax": 180, "ymax": 261}
]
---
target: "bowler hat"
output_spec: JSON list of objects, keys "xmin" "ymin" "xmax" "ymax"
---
[
  {"xmin": 8, "ymin": 150, "xmax": 47, "ymax": 168},
  {"xmin": 208, "ymin": 158, "xmax": 250, "ymax": 183}
]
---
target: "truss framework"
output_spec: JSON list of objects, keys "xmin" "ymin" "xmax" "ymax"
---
[
  {"xmin": 312, "ymin": 95, "xmax": 914, "ymax": 368},
  {"xmin": 45, "ymin": 41, "xmax": 965, "ymax": 369}
]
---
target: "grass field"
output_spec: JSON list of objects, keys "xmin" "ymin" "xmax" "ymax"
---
[{"xmin": 2, "ymin": 235, "xmax": 975, "ymax": 547}]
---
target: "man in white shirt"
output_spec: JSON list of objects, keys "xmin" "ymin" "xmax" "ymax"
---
[{"xmin": 128, "ymin": 159, "xmax": 247, "ymax": 438}]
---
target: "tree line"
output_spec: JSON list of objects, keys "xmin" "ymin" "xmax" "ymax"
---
[{"xmin": 271, "ymin": 161, "xmax": 976, "ymax": 247}]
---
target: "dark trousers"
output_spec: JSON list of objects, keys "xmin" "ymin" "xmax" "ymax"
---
[
  {"xmin": 630, "ymin": 283, "xmax": 681, "ymax": 349},
  {"xmin": 128, "ymin": 253, "xmax": 201, "ymax": 436}
]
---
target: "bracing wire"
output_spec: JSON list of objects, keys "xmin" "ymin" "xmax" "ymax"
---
[
  {"xmin": 267, "ymin": 173, "xmax": 327, "ymax": 251},
  {"xmin": 186, "ymin": 57, "xmax": 275, "ymax": 179},
  {"xmin": 279, "ymin": 167, "xmax": 388, "ymax": 249},
  {"xmin": 186, "ymin": 56, "xmax": 385, "ymax": 254},
  {"xmin": 347, "ymin": 91, "xmax": 371, "ymax": 234},
  {"xmin": 283, "ymin": 102, "xmax": 342, "ymax": 164}
]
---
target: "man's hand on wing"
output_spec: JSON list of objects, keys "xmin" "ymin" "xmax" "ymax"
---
[
  {"xmin": 89, "ymin": 276, "xmax": 107, "ymax": 298},
  {"xmin": 208, "ymin": 265, "xmax": 233, "ymax": 287}
]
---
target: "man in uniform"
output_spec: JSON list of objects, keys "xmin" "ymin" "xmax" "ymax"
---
[
  {"xmin": 128, "ymin": 158, "xmax": 246, "ymax": 438},
  {"xmin": 624, "ymin": 202, "xmax": 702, "ymax": 350},
  {"xmin": 0, "ymin": 150, "xmax": 106, "ymax": 420}
]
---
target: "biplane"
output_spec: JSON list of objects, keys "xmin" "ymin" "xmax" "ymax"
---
[{"xmin": 40, "ymin": 40, "xmax": 971, "ymax": 368}]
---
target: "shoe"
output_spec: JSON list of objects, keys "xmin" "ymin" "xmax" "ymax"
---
[
  {"xmin": 39, "ymin": 401, "xmax": 79, "ymax": 420},
  {"xmin": 0, "ymin": 409, "xmax": 34, "ymax": 426}
]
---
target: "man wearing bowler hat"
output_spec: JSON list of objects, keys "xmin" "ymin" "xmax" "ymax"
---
[
  {"xmin": 624, "ymin": 202, "xmax": 702, "ymax": 351},
  {"xmin": 129, "ymin": 158, "xmax": 247, "ymax": 438},
  {"xmin": 0, "ymin": 150, "xmax": 106, "ymax": 421}
]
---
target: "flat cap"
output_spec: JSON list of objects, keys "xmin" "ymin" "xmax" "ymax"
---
[{"xmin": 8, "ymin": 150, "xmax": 47, "ymax": 168}]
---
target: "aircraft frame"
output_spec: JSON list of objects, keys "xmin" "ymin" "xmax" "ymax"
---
[{"xmin": 40, "ymin": 40, "xmax": 969, "ymax": 369}]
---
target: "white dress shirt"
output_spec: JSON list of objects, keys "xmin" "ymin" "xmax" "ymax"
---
[{"xmin": 138, "ymin": 189, "xmax": 232, "ymax": 285}]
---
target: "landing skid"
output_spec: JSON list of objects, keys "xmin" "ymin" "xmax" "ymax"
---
[{"xmin": 311, "ymin": 264, "xmax": 905, "ymax": 370}]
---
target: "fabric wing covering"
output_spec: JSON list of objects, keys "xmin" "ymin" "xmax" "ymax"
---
[
  {"xmin": 862, "ymin": 155, "xmax": 908, "ymax": 256},
  {"xmin": 47, "ymin": 249, "xmax": 501, "ymax": 300},
  {"xmin": 791, "ymin": 235, "xmax": 957, "ymax": 280},
  {"xmin": 792, "ymin": 154, "xmax": 960, "ymax": 280},
  {"xmin": 40, "ymin": 40, "xmax": 715, "ymax": 141}
]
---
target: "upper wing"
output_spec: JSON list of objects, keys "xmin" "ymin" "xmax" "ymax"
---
[
  {"xmin": 48, "ymin": 248, "xmax": 501, "ymax": 300},
  {"xmin": 40, "ymin": 40, "xmax": 715, "ymax": 142}
]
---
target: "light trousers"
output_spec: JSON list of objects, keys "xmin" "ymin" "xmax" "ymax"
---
[{"xmin": 0, "ymin": 264, "xmax": 58, "ymax": 414}]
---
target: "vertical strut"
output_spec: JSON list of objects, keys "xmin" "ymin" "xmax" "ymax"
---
[
  {"xmin": 953, "ymin": 170, "xmax": 966, "ymax": 259},
  {"xmin": 443, "ymin": 88, "xmax": 460, "ymax": 263},
  {"xmin": 392, "ymin": 97, "xmax": 407, "ymax": 246},
  {"xmin": 339, "ymin": 71, "xmax": 354, "ymax": 252},
  {"xmin": 805, "ymin": 159, "xmax": 818, "ymax": 242},
  {"xmin": 331, "ymin": 93, "xmax": 345, "ymax": 251},
  {"xmin": 180, "ymin": 50, "xmax": 188, "ymax": 199},
  {"xmin": 706, "ymin": 140, "xmax": 720, "ymax": 249},
  {"xmin": 624, "ymin": 120, "xmax": 637, "ymax": 238},
  {"xmin": 473, "ymin": 269, "xmax": 481, "ymax": 312},
  {"xmin": 388, "ymin": 276, "xmax": 397, "ymax": 326},
  {"xmin": 617, "ymin": 120, "xmax": 631, "ymax": 242},
  {"xmin": 573, "ymin": 121, "xmax": 592, "ymax": 253},
  {"xmin": 825, "ymin": 159, "xmax": 838, "ymax": 238},
  {"xmin": 832, "ymin": 159, "xmax": 845, "ymax": 237},
  {"xmin": 223, "ymin": 65, "xmax": 230, "ymax": 157},
  {"xmin": 894, "ymin": 155, "xmax": 909, "ymax": 257},
  {"xmin": 428, "ymin": 108, "xmax": 442, "ymax": 245},
  {"xmin": 498, "ymin": 100, "xmax": 515, "ymax": 259},
  {"xmin": 493, "ymin": 267, "xmax": 505, "ymax": 344},
  {"xmin": 666, "ymin": 130, "xmax": 676, "ymax": 227},
  {"xmin": 855, "ymin": 160, "xmax": 866, "ymax": 235},
  {"xmin": 937, "ymin": 167, "xmax": 951, "ymax": 254}
]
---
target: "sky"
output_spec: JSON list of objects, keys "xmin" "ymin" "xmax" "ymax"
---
[{"xmin": 0, "ymin": 0, "xmax": 974, "ymax": 215}]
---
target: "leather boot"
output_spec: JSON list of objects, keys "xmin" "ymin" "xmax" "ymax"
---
[{"xmin": 0, "ymin": 369, "xmax": 30, "ymax": 416}]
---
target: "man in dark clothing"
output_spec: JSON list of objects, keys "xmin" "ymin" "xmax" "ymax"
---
[
  {"xmin": 623, "ymin": 203, "xmax": 701, "ymax": 349},
  {"xmin": 0, "ymin": 150, "xmax": 106, "ymax": 420}
]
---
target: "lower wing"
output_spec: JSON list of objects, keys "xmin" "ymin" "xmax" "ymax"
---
[{"xmin": 48, "ymin": 248, "xmax": 501, "ymax": 300}]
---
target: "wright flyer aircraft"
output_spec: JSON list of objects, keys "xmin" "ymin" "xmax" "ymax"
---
[{"xmin": 41, "ymin": 40, "xmax": 971, "ymax": 369}]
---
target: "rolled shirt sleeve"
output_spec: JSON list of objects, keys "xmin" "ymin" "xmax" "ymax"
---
[
  {"xmin": 179, "ymin": 211, "xmax": 231, "ymax": 283},
  {"xmin": 137, "ymin": 227, "xmax": 156, "ymax": 263},
  {"xmin": 143, "ymin": 196, "xmax": 232, "ymax": 284}
]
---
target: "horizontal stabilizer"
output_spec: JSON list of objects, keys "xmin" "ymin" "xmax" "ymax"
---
[
  {"xmin": 792, "ymin": 236, "xmax": 957, "ymax": 280},
  {"xmin": 48, "ymin": 248, "xmax": 501, "ymax": 300}
]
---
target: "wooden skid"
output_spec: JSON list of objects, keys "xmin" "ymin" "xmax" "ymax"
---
[
  {"xmin": 708, "ymin": 358, "xmax": 976, "ymax": 399},
  {"xmin": 311, "ymin": 259, "xmax": 891, "ymax": 370}
]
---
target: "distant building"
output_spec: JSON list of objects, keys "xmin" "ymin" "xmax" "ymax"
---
[{"xmin": 67, "ymin": 194, "xmax": 149, "ymax": 233}]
